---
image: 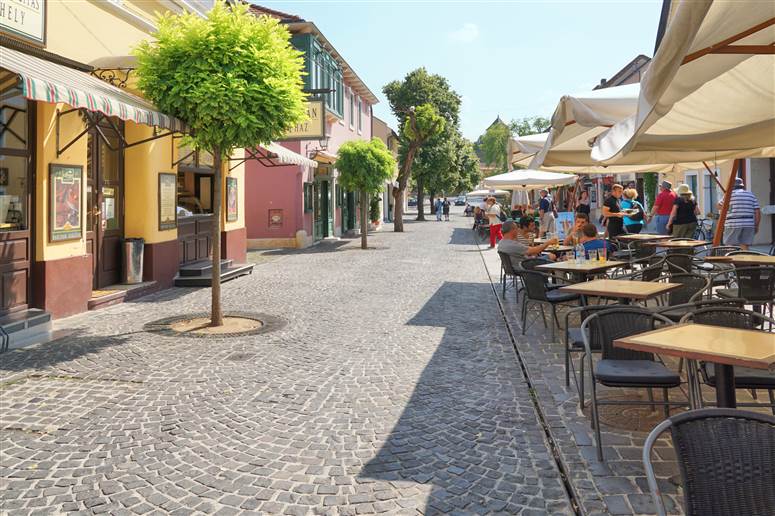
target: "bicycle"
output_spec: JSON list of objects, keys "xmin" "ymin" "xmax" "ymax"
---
[{"xmin": 693, "ymin": 218, "xmax": 713, "ymax": 241}]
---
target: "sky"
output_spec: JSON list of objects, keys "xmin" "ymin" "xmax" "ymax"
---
[{"xmin": 263, "ymin": 0, "xmax": 664, "ymax": 141}]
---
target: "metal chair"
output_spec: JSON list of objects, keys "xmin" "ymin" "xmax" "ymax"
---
[
  {"xmin": 664, "ymin": 253, "xmax": 695, "ymax": 275},
  {"xmin": 716, "ymin": 265, "xmax": 775, "ymax": 318},
  {"xmin": 497, "ymin": 251, "xmax": 522, "ymax": 303},
  {"xmin": 520, "ymin": 270, "xmax": 579, "ymax": 342},
  {"xmin": 643, "ymin": 408, "xmax": 775, "ymax": 516},
  {"xmin": 727, "ymin": 249, "xmax": 768, "ymax": 257},
  {"xmin": 520, "ymin": 257, "xmax": 552, "ymax": 271},
  {"xmin": 681, "ymin": 307, "xmax": 775, "ymax": 414},
  {"xmin": 652, "ymin": 273, "xmax": 710, "ymax": 308},
  {"xmin": 581, "ymin": 307, "xmax": 684, "ymax": 461},
  {"xmin": 617, "ymin": 255, "xmax": 665, "ymax": 282}
]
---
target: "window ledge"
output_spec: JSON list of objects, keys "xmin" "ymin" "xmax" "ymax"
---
[{"xmin": 95, "ymin": 1, "xmax": 157, "ymax": 33}]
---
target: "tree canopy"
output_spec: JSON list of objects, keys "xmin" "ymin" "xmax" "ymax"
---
[
  {"xmin": 478, "ymin": 122, "xmax": 510, "ymax": 174},
  {"xmin": 133, "ymin": 1, "xmax": 307, "ymax": 154},
  {"xmin": 510, "ymin": 116, "xmax": 551, "ymax": 136},
  {"xmin": 336, "ymin": 138, "xmax": 397, "ymax": 194}
]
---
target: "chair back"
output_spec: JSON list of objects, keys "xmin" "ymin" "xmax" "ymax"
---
[
  {"xmin": 520, "ymin": 257, "xmax": 551, "ymax": 271},
  {"xmin": 655, "ymin": 273, "xmax": 710, "ymax": 306},
  {"xmin": 665, "ymin": 253, "xmax": 693, "ymax": 274},
  {"xmin": 644, "ymin": 409, "xmax": 775, "ymax": 516},
  {"xmin": 641, "ymin": 257, "xmax": 666, "ymax": 282},
  {"xmin": 728, "ymin": 250, "xmax": 768, "ymax": 257},
  {"xmin": 731, "ymin": 266, "xmax": 775, "ymax": 303},
  {"xmin": 520, "ymin": 270, "xmax": 550, "ymax": 302},
  {"xmin": 497, "ymin": 251, "xmax": 519, "ymax": 276},
  {"xmin": 705, "ymin": 245, "xmax": 740, "ymax": 257},
  {"xmin": 629, "ymin": 241, "xmax": 656, "ymax": 260},
  {"xmin": 681, "ymin": 306, "xmax": 775, "ymax": 330},
  {"xmin": 582, "ymin": 307, "xmax": 671, "ymax": 361}
]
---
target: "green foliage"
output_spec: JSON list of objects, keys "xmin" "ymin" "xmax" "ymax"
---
[
  {"xmin": 336, "ymin": 138, "xmax": 397, "ymax": 194},
  {"xmin": 479, "ymin": 122, "xmax": 510, "ymax": 173},
  {"xmin": 383, "ymin": 68, "xmax": 461, "ymax": 131},
  {"xmin": 133, "ymin": 1, "xmax": 307, "ymax": 154},
  {"xmin": 510, "ymin": 116, "xmax": 551, "ymax": 136},
  {"xmin": 643, "ymin": 172, "xmax": 658, "ymax": 210},
  {"xmin": 453, "ymin": 138, "xmax": 481, "ymax": 192},
  {"xmin": 369, "ymin": 195, "xmax": 381, "ymax": 222},
  {"xmin": 402, "ymin": 104, "xmax": 446, "ymax": 144}
]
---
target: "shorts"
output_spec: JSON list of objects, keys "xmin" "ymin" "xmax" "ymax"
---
[
  {"xmin": 540, "ymin": 213, "xmax": 556, "ymax": 234},
  {"xmin": 724, "ymin": 226, "xmax": 755, "ymax": 246}
]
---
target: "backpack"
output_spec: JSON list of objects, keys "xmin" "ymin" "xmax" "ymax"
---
[{"xmin": 630, "ymin": 201, "xmax": 645, "ymax": 222}]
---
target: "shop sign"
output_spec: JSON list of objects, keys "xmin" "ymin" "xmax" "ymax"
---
[
  {"xmin": 49, "ymin": 164, "xmax": 82, "ymax": 242},
  {"xmin": 283, "ymin": 100, "xmax": 326, "ymax": 140},
  {"xmin": 0, "ymin": 0, "xmax": 46, "ymax": 46},
  {"xmin": 226, "ymin": 176, "xmax": 238, "ymax": 222},
  {"xmin": 158, "ymin": 173, "xmax": 177, "ymax": 230}
]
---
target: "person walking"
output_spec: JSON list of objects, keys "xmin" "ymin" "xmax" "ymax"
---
[
  {"xmin": 442, "ymin": 197, "xmax": 451, "ymax": 221},
  {"xmin": 602, "ymin": 184, "xmax": 626, "ymax": 239},
  {"xmin": 666, "ymin": 184, "xmax": 700, "ymax": 238},
  {"xmin": 621, "ymin": 188, "xmax": 647, "ymax": 234},
  {"xmin": 720, "ymin": 177, "xmax": 760, "ymax": 250},
  {"xmin": 538, "ymin": 188, "xmax": 556, "ymax": 238},
  {"xmin": 650, "ymin": 180, "xmax": 676, "ymax": 235},
  {"xmin": 485, "ymin": 196, "xmax": 504, "ymax": 248},
  {"xmin": 434, "ymin": 197, "xmax": 443, "ymax": 221}
]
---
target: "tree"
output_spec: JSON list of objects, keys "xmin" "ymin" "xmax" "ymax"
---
[
  {"xmin": 384, "ymin": 68, "xmax": 460, "ymax": 229},
  {"xmin": 510, "ymin": 116, "xmax": 551, "ymax": 136},
  {"xmin": 134, "ymin": 2, "xmax": 307, "ymax": 326},
  {"xmin": 336, "ymin": 138, "xmax": 396, "ymax": 249},
  {"xmin": 412, "ymin": 137, "xmax": 456, "ymax": 219},
  {"xmin": 453, "ymin": 137, "xmax": 481, "ymax": 193},
  {"xmin": 478, "ymin": 122, "xmax": 510, "ymax": 174}
]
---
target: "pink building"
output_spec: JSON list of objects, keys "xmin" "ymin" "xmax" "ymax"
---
[{"xmin": 245, "ymin": 6, "xmax": 379, "ymax": 248}]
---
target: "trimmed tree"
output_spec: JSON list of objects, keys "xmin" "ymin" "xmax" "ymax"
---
[
  {"xmin": 134, "ymin": 1, "xmax": 307, "ymax": 326},
  {"xmin": 336, "ymin": 138, "xmax": 396, "ymax": 249}
]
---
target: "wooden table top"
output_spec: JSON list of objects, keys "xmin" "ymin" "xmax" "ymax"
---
[
  {"xmin": 616, "ymin": 234, "xmax": 673, "ymax": 242},
  {"xmin": 704, "ymin": 254, "xmax": 775, "ymax": 265},
  {"xmin": 642, "ymin": 239, "xmax": 709, "ymax": 248},
  {"xmin": 559, "ymin": 279, "xmax": 680, "ymax": 300},
  {"xmin": 545, "ymin": 245, "xmax": 573, "ymax": 253},
  {"xmin": 536, "ymin": 260, "xmax": 627, "ymax": 274},
  {"xmin": 614, "ymin": 323, "xmax": 775, "ymax": 370}
]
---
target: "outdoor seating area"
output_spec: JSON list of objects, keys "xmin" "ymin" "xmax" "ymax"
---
[{"xmin": 490, "ymin": 234, "xmax": 775, "ymax": 513}]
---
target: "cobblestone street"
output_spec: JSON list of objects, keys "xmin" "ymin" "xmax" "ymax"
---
[{"xmin": 1, "ymin": 210, "xmax": 573, "ymax": 515}]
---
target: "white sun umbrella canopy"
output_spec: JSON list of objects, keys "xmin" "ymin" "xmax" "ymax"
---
[
  {"xmin": 592, "ymin": 0, "xmax": 775, "ymax": 164},
  {"xmin": 483, "ymin": 169, "xmax": 577, "ymax": 190}
]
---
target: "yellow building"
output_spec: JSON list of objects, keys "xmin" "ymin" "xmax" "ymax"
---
[{"xmin": 0, "ymin": 0, "xmax": 284, "ymax": 324}]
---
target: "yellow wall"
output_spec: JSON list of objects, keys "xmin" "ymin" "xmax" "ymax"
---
[
  {"xmin": 224, "ymin": 154, "xmax": 245, "ymax": 232},
  {"xmin": 35, "ymin": 102, "xmax": 88, "ymax": 261}
]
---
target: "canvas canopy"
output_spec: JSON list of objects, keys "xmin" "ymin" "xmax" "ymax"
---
[
  {"xmin": 592, "ymin": 0, "xmax": 775, "ymax": 164},
  {"xmin": 467, "ymin": 189, "xmax": 511, "ymax": 197},
  {"xmin": 482, "ymin": 169, "xmax": 577, "ymax": 190}
]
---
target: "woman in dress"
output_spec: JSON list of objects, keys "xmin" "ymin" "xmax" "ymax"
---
[
  {"xmin": 575, "ymin": 189, "xmax": 591, "ymax": 216},
  {"xmin": 666, "ymin": 184, "xmax": 700, "ymax": 238}
]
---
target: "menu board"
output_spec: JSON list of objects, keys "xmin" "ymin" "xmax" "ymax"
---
[
  {"xmin": 158, "ymin": 173, "xmax": 177, "ymax": 230},
  {"xmin": 49, "ymin": 164, "xmax": 82, "ymax": 242},
  {"xmin": 226, "ymin": 176, "xmax": 238, "ymax": 222}
]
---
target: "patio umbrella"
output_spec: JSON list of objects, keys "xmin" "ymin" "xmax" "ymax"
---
[
  {"xmin": 591, "ymin": 0, "xmax": 775, "ymax": 164},
  {"xmin": 466, "ymin": 189, "xmax": 511, "ymax": 197},
  {"xmin": 482, "ymin": 169, "xmax": 577, "ymax": 189}
]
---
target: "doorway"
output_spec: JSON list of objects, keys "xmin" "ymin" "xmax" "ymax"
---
[
  {"xmin": 314, "ymin": 179, "xmax": 330, "ymax": 239},
  {"xmin": 86, "ymin": 119, "xmax": 124, "ymax": 289}
]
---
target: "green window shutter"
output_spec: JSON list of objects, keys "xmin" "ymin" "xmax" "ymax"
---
[{"xmin": 304, "ymin": 183, "xmax": 313, "ymax": 212}]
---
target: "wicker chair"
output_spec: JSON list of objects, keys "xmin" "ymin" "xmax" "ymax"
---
[
  {"xmin": 643, "ymin": 408, "xmax": 775, "ymax": 516},
  {"xmin": 581, "ymin": 307, "xmax": 684, "ymax": 461},
  {"xmin": 664, "ymin": 253, "xmax": 695, "ymax": 275},
  {"xmin": 520, "ymin": 257, "xmax": 552, "ymax": 271},
  {"xmin": 520, "ymin": 270, "xmax": 579, "ymax": 342},
  {"xmin": 497, "ymin": 251, "xmax": 522, "ymax": 303},
  {"xmin": 681, "ymin": 307, "xmax": 775, "ymax": 414},
  {"xmin": 716, "ymin": 265, "xmax": 775, "ymax": 318},
  {"xmin": 652, "ymin": 273, "xmax": 710, "ymax": 308}
]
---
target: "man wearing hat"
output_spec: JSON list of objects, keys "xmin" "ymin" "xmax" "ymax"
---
[
  {"xmin": 720, "ymin": 177, "xmax": 760, "ymax": 250},
  {"xmin": 650, "ymin": 180, "xmax": 677, "ymax": 235},
  {"xmin": 537, "ymin": 188, "xmax": 556, "ymax": 238}
]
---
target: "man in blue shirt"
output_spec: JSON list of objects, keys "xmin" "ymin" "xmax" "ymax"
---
[{"xmin": 538, "ymin": 188, "xmax": 556, "ymax": 238}]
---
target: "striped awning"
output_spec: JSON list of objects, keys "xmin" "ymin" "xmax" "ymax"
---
[
  {"xmin": 264, "ymin": 142, "xmax": 318, "ymax": 168},
  {"xmin": 0, "ymin": 46, "xmax": 185, "ymax": 132}
]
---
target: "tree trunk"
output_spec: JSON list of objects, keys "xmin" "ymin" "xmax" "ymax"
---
[
  {"xmin": 210, "ymin": 146, "xmax": 224, "ymax": 327},
  {"xmin": 429, "ymin": 190, "xmax": 436, "ymax": 215},
  {"xmin": 393, "ymin": 188, "xmax": 404, "ymax": 232},
  {"xmin": 416, "ymin": 179, "xmax": 425, "ymax": 221},
  {"xmin": 360, "ymin": 190, "xmax": 368, "ymax": 249},
  {"xmin": 393, "ymin": 144, "xmax": 418, "ymax": 233}
]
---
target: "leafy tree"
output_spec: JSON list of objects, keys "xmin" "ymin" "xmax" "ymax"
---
[
  {"xmin": 453, "ymin": 137, "xmax": 481, "ymax": 192},
  {"xmin": 336, "ymin": 138, "xmax": 396, "ymax": 249},
  {"xmin": 134, "ymin": 1, "xmax": 307, "ymax": 326},
  {"xmin": 510, "ymin": 116, "xmax": 551, "ymax": 136},
  {"xmin": 479, "ymin": 122, "xmax": 510, "ymax": 174},
  {"xmin": 383, "ymin": 68, "xmax": 460, "ymax": 229},
  {"xmin": 412, "ymin": 137, "xmax": 456, "ymax": 217}
]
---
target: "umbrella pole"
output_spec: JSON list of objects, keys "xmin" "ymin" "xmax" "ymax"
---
[{"xmin": 712, "ymin": 159, "xmax": 742, "ymax": 246}]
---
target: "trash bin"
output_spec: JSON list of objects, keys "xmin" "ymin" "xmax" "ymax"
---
[{"xmin": 122, "ymin": 238, "xmax": 144, "ymax": 284}]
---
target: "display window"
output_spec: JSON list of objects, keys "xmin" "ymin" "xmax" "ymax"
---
[{"xmin": 0, "ymin": 93, "xmax": 30, "ymax": 231}]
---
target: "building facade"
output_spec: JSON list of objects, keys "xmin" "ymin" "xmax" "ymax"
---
[
  {"xmin": 0, "ymin": 0, "xmax": 258, "ymax": 321},
  {"xmin": 245, "ymin": 6, "xmax": 379, "ymax": 248},
  {"xmin": 372, "ymin": 116, "xmax": 399, "ymax": 224}
]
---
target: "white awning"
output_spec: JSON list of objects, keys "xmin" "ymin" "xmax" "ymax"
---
[
  {"xmin": 0, "ymin": 46, "xmax": 185, "ymax": 132},
  {"xmin": 263, "ymin": 142, "xmax": 318, "ymax": 168},
  {"xmin": 483, "ymin": 169, "xmax": 577, "ymax": 190},
  {"xmin": 592, "ymin": 0, "xmax": 775, "ymax": 164}
]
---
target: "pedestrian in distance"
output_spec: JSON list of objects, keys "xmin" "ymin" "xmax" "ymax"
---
[
  {"xmin": 434, "ymin": 197, "xmax": 443, "ymax": 221},
  {"xmin": 602, "ymin": 184, "xmax": 626, "ymax": 239},
  {"xmin": 666, "ymin": 183, "xmax": 700, "ymax": 238},
  {"xmin": 719, "ymin": 177, "xmax": 760, "ymax": 250},
  {"xmin": 537, "ymin": 188, "xmax": 556, "ymax": 238},
  {"xmin": 650, "ymin": 180, "xmax": 676, "ymax": 235},
  {"xmin": 442, "ymin": 197, "xmax": 451, "ymax": 221},
  {"xmin": 485, "ymin": 196, "xmax": 504, "ymax": 248},
  {"xmin": 575, "ymin": 189, "xmax": 591, "ymax": 216},
  {"xmin": 621, "ymin": 187, "xmax": 647, "ymax": 234}
]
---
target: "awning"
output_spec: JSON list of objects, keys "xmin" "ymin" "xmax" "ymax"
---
[
  {"xmin": 0, "ymin": 46, "xmax": 185, "ymax": 132},
  {"xmin": 592, "ymin": 0, "xmax": 775, "ymax": 164},
  {"xmin": 311, "ymin": 150, "xmax": 337, "ymax": 165},
  {"xmin": 483, "ymin": 169, "xmax": 577, "ymax": 190},
  {"xmin": 263, "ymin": 142, "xmax": 318, "ymax": 168}
]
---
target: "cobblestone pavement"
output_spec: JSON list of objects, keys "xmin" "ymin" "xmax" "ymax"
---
[{"xmin": 1, "ymin": 210, "xmax": 573, "ymax": 515}]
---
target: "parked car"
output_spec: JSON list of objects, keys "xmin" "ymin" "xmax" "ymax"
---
[
  {"xmin": 407, "ymin": 197, "xmax": 417, "ymax": 207},
  {"xmin": 454, "ymin": 196, "xmax": 466, "ymax": 206}
]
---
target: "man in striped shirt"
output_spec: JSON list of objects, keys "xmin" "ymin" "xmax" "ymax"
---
[{"xmin": 720, "ymin": 177, "xmax": 760, "ymax": 250}]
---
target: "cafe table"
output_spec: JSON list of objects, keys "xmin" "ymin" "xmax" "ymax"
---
[
  {"xmin": 642, "ymin": 239, "xmax": 709, "ymax": 249},
  {"xmin": 544, "ymin": 245, "xmax": 573, "ymax": 254},
  {"xmin": 559, "ymin": 279, "xmax": 679, "ymax": 305},
  {"xmin": 704, "ymin": 254, "xmax": 775, "ymax": 266},
  {"xmin": 616, "ymin": 233, "xmax": 673, "ymax": 243},
  {"xmin": 536, "ymin": 259, "xmax": 627, "ymax": 281},
  {"xmin": 614, "ymin": 323, "xmax": 775, "ymax": 409}
]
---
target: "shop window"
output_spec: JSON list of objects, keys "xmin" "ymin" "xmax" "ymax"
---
[
  {"xmin": 0, "ymin": 94, "xmax": 29, "ymax": 232},
  {"xmin": 176, "ymin": 142, "xmax": 215, "ymax": 217},
  {"xmin": 303, "ymin": 183, "xmax": 313, "ymax": 212}
]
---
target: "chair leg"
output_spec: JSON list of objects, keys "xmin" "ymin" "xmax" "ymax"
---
[
  {"xmin": 769, "ymin": 390, "xmax": 775, "ymax": 416},
  {"xmin": 648, "ymin": 388, "xmax": 656, "ymax": 412},
  {"xmin": 678, "ymin": 357, "xmax": 684, "ymax": 374},
  {"xmin": 502, "ymin": 274, "xmax": 506, "ymax": 297},
  {"xmin": 538, "ymin": 304, "xmax": 548, "ymax": 329},
  {"xmin": 521, "ymin": 300, "xmax": 529, "ymax": 335},
  {"xmin": 579, "ymin": 354, "xmax": 586, "ymax": 410},
  {"xmin": 564, "ymin": 343, "xmax": 570, "ymax": 387},
  {"xmin": 662, "ymin": 388, "xmax": 670, "ymax": 418},
  {"xmin": 590, "ymin": 381, "xmax": 604, "ymax": 462},
  {"xmin": 550, "ymin": 305, "xmax": 559, "ymax": 342}
]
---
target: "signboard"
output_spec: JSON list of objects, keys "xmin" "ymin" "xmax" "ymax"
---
[
  {"xmin": 0, "ymin": 0, "xmax": 46, "ymax": 45},
  {"xmin": 158, "ymin": 173, "xmax": 177, "ymax": 230},
  {"xmin": 49, "ymin": 164, "xmax": 82, "ymax": 242},
  {"xmin": 226, "ymin": 176, "xmax": 238, "ymax": 222},
  {"xmin": 283, "ymin": 100, "xmax": 326, "ymax": 140}
]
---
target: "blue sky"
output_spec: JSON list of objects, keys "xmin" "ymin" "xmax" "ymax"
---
[{"xmin": 263, "ymin": 0, "xmax": 663, "ymax": 141}]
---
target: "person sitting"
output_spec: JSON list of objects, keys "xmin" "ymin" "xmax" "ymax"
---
[
  {"xmin": 510, "ymin": 205, "xmax": 524, "ymax": 220},
  {"xmin": 473, "ymin": 206, "xmax": 486, "ymax": 228},
  {"xmin": 578, "ymin": 223, "xmax": 609, "ymax": 258},
  {"xmin": 563, "ymin": 212, "xmax": 590, "ymax": 246},
  {"xmin": 498, "ymin": 220, "xmax": 558, "ymax": 267}
]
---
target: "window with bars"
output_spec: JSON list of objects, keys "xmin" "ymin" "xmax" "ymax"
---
[{"xmin": 303, "ymin": 183, "xmax": 313, "ymax": 212}]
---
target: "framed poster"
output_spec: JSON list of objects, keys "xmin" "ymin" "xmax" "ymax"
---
[
  {"xmin": 268, "ymin": 209, "xmax": 283, "ymax": 228},
  {"xmin": 158, "ymin": 173, "xmax": 177, "ymax": 230},
  {"xmin": 226, "ymin": 176, "xmax": 238, "ymax": 222},
  {"xmin": 49, "ymin": 164, "xmax": 82, "ymax": 242}
]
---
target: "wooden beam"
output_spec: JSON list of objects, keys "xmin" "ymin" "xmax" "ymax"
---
[
  {"xmin": 702, "ymin": 161, "xmax": 726, "ymax": 194},
  {"xmin": 713, "ymin": 159, "xmax": 743, "ymax": 246},
  {"xmin": 683, "ymin": 17, "xmax": 775, "ymax": 64},
  {"xmin": 709, "ymin": 44, "xmax": 775, "ymax": 55}
]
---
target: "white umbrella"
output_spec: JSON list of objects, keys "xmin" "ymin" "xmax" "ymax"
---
[
  {"xmin": 482, "ymin": 169, "xmax": 577, "ymax": 189},
  {"xmin": 592, "ymin": 0, "xmax": 775, "ymax": 164},
  {"xmin": 466, "ymin": 189, "xmax": 511, "ymax": 197}
]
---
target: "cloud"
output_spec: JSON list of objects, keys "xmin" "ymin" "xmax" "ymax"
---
[{"xmin": 448, "ymin": 23, "xmax": 479, "ymax": 43}]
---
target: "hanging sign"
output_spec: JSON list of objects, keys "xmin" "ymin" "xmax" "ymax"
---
[
  {"xmin": 0, "ymin": 0, "xmax": 46, "ymax": 46},
  {"xmin": 283, "ymin": 100, "xmax": 326, "ymax": 140}
]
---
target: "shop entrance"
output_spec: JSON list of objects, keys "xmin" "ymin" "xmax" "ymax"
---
[
  {"xmin": 86, "ymin": 119, "xmax": 124, "ymax": 289},
  {"xmin": 313, "ymin": 179, "xmax": 330, "ymax": 239}
]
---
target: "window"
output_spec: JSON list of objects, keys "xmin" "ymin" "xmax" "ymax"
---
[
  {"xmin": 0, "ymin": 93, "xmax": 30, "ymax": 232},
  {"xmin": 335, "ymin": 184, "xmax": 342, "ymax": 207},
  {"xmin": 357, "ymin": 99, "xmax": 362, "ymax": 133},
  {"xmin": 304, "ymin": 183, "xmax": 314, "ymax": 212},
  {"xmin": 176, "ymin": 142, "xmax": 215, "ymax": 216},
  {"xmin": 309, "ymin": 42, "xmax": 343, "ymax": 118},
  {"xmin": 703, "ymin": 171, "xmax": 720, "ymax": 215},
  {"xmin": 349, "ymin": 92, "xmax": 355, "ymax": 128}
]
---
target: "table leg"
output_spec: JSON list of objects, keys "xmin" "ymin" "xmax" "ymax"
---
[
  {"xmin": 714, "ymin": 364, "xmax": 736, "ymax": 408},
  {"xmin": 685, "ymin": 359, "xmax": 701, "ymax": 410}
]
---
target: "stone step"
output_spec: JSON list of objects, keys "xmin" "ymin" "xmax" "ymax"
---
[
  {"xmin": 174, "ymin": 263, "xmax": 254, "ymax": 287},
  {"xmin": 0, "ymin": 308, "xmax": 53, "ymax": 353},
  {"xmin": 178, "ymin": 259, "xmax": 234, "ymax": 277}
]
